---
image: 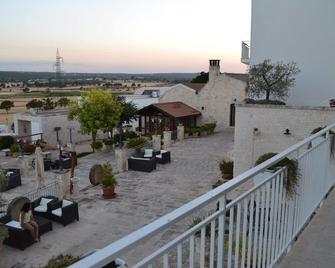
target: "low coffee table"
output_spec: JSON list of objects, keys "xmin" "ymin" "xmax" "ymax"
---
[{"xmin": 35, "ymin": 216, "xmax": 53, "ymax": 235}]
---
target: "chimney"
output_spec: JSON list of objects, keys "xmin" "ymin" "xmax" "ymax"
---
[{"xmin": 209, "ymin": 59, "xmax": 220, "ymax": 84}]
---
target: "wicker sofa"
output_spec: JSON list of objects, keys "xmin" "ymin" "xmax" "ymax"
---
[
  {"xmin": 48, "ymin": 199, "xmax": 79, "ymax": 226},
  {"xmin": 128, "ymin": 156, "xmax": 157, "ymax": 172},
  {"xmin": 0, "ymin": 169, "xmax": 21, "ymax": 192},
  {"xmin": 155, "ymin": 150, "xmax": 171, "ymax": 164},
  {"xmin": 0, "ymin": 215, "xmax": 52, "ymax": 250},
  {"xmin": 32, "ymin": 195, "xmax": 59, "ymax": 218}
]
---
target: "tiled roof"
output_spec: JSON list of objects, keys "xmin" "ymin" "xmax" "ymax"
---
[
  {"xmin": 225, "ymin": 73, "xmax": 248, "ymax": 82},
  {"xmin": 181, "ymin": 83, "xmax": 206, "ymax": 92},
  {"xmin": 139, "ymin": 102, "xmax": 201, "ymax": 118}
]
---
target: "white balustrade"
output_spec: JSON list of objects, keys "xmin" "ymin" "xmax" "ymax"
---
[{"xmin": 71, "ymin": 124, "xmax": 335, "ymax": 268}]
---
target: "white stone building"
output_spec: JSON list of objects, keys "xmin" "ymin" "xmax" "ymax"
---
[
  {"xmin": 13, "ymin": 109, "xmax": 91, "ymax": 146},
  {"xmin": 160, "ymin": 60, "xmax": 248, "ymax": 130},
  {"xmin": 242, "ymin": 0, "xmax": 335, "ymax": 106},
  {"xmin": 233, "ymin": 104, "xmax": 335, "ymax": 175}
]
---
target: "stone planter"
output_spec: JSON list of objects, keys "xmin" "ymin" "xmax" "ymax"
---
[
  {"xmin": 152, "ymin": 135, "xmax": 161, "ymax": 151},
  {"xmin": 177, "ymin": 125, "xmax": 185, "ymax": 141},
  {"xmin": 163, "ymin": 131, "xmax": 172, "ymax": 149},
  {"xmin": 104, "ymin": 144, "xmax": 113, "ymax": 151}
]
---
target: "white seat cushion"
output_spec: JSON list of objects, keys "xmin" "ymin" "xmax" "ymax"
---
[
  {"xmin": 52, "ymin": 208, "xmax": 62, "ymax": 217},
  {"xmin": 40, "ymin": 197, "xmax": 53, "ymax": 206},
  {"xmin": 131, "ymin": 157, "xmax": 150, "ymax": 161},
  {"xmin": 62, "ymin": 199, "xmax": 73, "ymax": 208},
  {"xmin": 34, "ymin": 205, "xmax": 48, "ymax": 213},
  {"xmin": 6, "ymin": 220, "xmax": 22, "ymax": 229},
  {"xmin": 144, "ymin": 149, "xmax": 153, "ymax": 157},
  {"xmin": 156, "ymin": 154, "xmax": 162, "ymax": 159}
]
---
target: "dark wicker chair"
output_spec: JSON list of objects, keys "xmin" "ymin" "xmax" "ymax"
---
[
  {"xmin": 0, "ymin": 169, "xmax": 21, "ymax": 192},
  {"xmin": 0, "ymin": 215, "xmax": 52, "ymax": 250},
  {"xmin": 155, "ymin": 150, "xmax": 171, "ymax": 164},
  {"xmin": 49, "ymin": 199, "xmax": 79, "ymax": 226},
  {"xmin": 128, "ymin": 157, "xmax": 157, "ymax": 172},
  {"xmin": 32, "ymin": 195, "xmax": 59, "ymax": 219}
]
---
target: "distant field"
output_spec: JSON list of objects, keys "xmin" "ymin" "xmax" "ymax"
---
[{"xmin": 0, "ymin": 81, "xmax": 168, "ymax": 125}]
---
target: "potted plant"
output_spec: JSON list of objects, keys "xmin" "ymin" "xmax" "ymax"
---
[
  {"xmin": 10, "ymin": 143, "xmax": 20, "ymax": 157},
  {"xmin": 0, "ymin": 168, "xmax": 8, "ymax": 192},
  {"xmin": 91, "ymin": 141, "xmax": 103, "ymax": 152},
  {"xmin": 101, "ymin": 162, "xmax": 118, "ymax": 198},
  {"xmin": 255, "ymin": 152, "xmax": 300, "ymax": 197},
  {"xmin": 219, "ymin": 160, "xmax": 234, "ymax": 180},
  {"xmin": 103, "ymin": 139, "xmax": 114, "ymax": 151},
  {"xmin": 0, "ymin": 194, "xmax": 8, "ymax": 252}
]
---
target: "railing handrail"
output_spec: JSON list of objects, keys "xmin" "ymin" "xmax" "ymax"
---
[{"xmin": 71, "ymin": 123, "xmax": 335, "ymax": 268}]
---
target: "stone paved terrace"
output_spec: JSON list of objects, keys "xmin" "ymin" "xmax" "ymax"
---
[
  {"xmin": 277, "ymin": 189, "xmax": 335, "ymax": 268},
  {"xmin": 1, "ymin": 130, "xmax": 234, "ymax": 268}
]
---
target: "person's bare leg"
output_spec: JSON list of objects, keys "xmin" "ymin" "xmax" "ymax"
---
[
  {"xmin": 22, "ymin": 223, "xmax": 36, "ymax": 240},
  {"xmin": 30, "ymin": 221, "xmax": 39, "ymax": 241}
]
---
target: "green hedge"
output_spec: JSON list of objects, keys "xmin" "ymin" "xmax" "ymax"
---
[
  {"xmin": 186, "ymin": 123, "xmax": 216, "ymax": 136},
  {"xmin": 127, "ymin": 137, "xmax": 147, "ymax": 148}
]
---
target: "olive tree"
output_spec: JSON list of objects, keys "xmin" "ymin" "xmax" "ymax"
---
[
  {"xmin": 247, "ymin": 60, "xmax": 300, "ymax": 102},
  {"xmin": 68, "ymin": 89, "xmax": 122, "ymax": 151}
]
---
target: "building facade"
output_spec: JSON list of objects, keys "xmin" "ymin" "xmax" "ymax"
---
[
  {"xmin": 160, "ymin": 60, "xmax": 247, "ymax": 131},
  {"xmin": 13, "ymin": 109, "xmax": 91, "ymax": 146},
  {"xmin": 246, "ymin": 0, "xmax": 335, "ymax": 106},
  {"xmin": 233, "ymin": 104, "xmax": 335, "ymax": 175}
]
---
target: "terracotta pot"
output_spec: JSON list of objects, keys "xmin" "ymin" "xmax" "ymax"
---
[
  {"xmin": 102, "ymin": 186, "xmax": 115, "ymax": 198},
  {"xmin": 223, "ymin": 173, "xmax": 233, "ymax": 180}
]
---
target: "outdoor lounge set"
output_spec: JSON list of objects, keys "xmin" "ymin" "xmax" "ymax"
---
[
  {"xmin": 0, "ymin": 168, "xmax": 22, "ymax": 192},
  {"xmin": 128, "ymin": 149, "xmax": 171, "ymax": 172},
  {"xmin": 0, "ymin": 195, "xmax": 79, "ymax": 250}
]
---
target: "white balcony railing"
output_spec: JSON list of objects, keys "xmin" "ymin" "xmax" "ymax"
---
[
  {"xmin": 241, "ymin": 41, "xmax": 250, "ymax": 65},
  {"xmin": 71, "ymin": 124, "xmax": 335, "ymax": 268}
]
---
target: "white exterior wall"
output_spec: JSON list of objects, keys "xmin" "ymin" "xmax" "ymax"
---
[
  {"xmin": 14, "ymin": 112, "xmax": 92, "ymax": 145},
  {"xmin": 40, "ymin": 115, "xmax": 91, "ymax": 146},
  {"xmin": 250, "ymin": 0, "xmax": 335, "ymax": 106},
  {"xmin": 160, "ymin": 75, "xmax": 246, "ymax": 130},
  {"xmin": 199, "ymin": 74, "xmax": 246, "ymax": 130},
  {"xmin": 234, "ymin": 104, "xmax": 335, "ymax": 175}
]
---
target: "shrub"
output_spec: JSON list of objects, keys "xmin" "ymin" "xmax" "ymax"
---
[
  {"xmin": 124, "ymin": 131, "xmax": 138, "ymax": 139},
  {"xmin": 103, "ymin": 139, "xmax": 114, "ymax": 146},
  {"xmin": 23, "ymin": 143, "xmax": 36, "ymax": 155},
  {"xmin": 91, "ymin": 141, "xmax": 103, "ymax": 150},
  {"xmin": 255, "ymin": 152, "xmax": 300, "ymax": 197},
  {"xmin": 219, "ymin": 160, "xmax": 234, "ymax": 175},
  {"xmin": 255, "ymin": 152, "xmax": 277, "ymax": 166},
  {"xmin": 311, "ymin": 127, "xmax": 324, "ymax": 135},
  {"xmin": 43, "ymin": 254, "xmax": 79, "ymax": 268},
  {"xmin": 10, "ymin": 143, "xmax": 20, "ymax": 153},
  {"xmin": 244, "ymin": 98, "xmax": 286, "ymax": 105},
  {"xmin": 101, "ymin": 162, "xmax": 118, "ymax": 188},
  {"xmin": 113, "ymin": 133, "xmax": 126, "ymax": 144},
  {"xmin": 0, "ymin": 135, "xmax": 15, "ymax": 150},
  {"xmin": 77, "ymin": 152, "xmax": 92, "ymax": 158},
  {"xmin": 35, "ymin": 139, "xmax": 47, "ymax": 147},
  {"xmin": 0, "ymin": 169, "xmax": 8, "ymax": 192},
  {"xmin": 127, "ymin": 137, "xmax": 147, "ymax": 148}
]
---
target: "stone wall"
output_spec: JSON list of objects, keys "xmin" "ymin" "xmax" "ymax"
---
[
  {"xmin": 160, "ymin": 74, "xmax": 246, "ymax": 131},
  {"xmin": 40, "ymin": 114, "xmax": 92, "ymax": 146},
  {"xmin": 234, "ymin": 104, "xmax": 335, "ymax": 175}
]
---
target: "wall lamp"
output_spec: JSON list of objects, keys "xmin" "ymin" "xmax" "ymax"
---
[{"xmin": 284, "ymin": 129, "xmax": 291, "ymax": 135}]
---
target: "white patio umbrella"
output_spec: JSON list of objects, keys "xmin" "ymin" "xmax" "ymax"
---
[{"xmin": 35, "ymin": 146, "xmax": 45, "ymax": 188}]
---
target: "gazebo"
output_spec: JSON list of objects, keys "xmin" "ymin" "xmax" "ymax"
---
[{"xmin": 137, "ymin": 102, "xmax": 201, "ymax": 134}]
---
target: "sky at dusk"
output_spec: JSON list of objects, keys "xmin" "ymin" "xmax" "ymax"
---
[{"xmin": 0, "ymin": 0, "xmax": 251, "ymax": 73}]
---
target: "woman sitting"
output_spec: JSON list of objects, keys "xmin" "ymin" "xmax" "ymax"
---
[{"xmin": 19, "ymin": 202, "xmax": 39, "ymax": 242}]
